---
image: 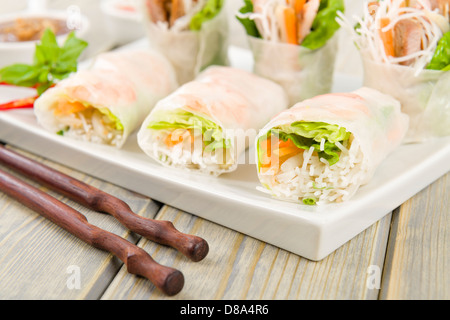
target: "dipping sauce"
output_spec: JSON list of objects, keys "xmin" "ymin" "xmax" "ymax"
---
[{"xmin": 0, "ymin": 17, "xmax": 71, "ymax": 42}]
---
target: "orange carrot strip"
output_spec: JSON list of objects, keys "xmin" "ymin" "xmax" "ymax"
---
[
  {"xmin": 379, "ymin": 18, "xmax": 395, "ymax": 57},
  {"xmin": 53, "ymin": 100, "xmax": 87, "ymax": 116},
  {"xmin": 165, "ymin": 133, "xmax": 180, "ymax": 148},
  {"xmin": 294, "ymin": 0, "xmax": 306, "ymax": 15},
  {"xmin": 164, "ymin": 130, "xmax": 193, "ymax": 148},
  {"xmin": 273, "ymin": 147, "xmax": 301, "ymax": 157},
  {"xmin": 284, "ymin": 6, "xmax": 298, "ymax": 44},
  {"xmin": 278, "ymin": 139, "xmax": 296, "ymax": 149}
]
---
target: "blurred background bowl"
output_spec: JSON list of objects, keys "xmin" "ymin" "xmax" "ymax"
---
[
  {"xmin": 100, "ymin": 0, "xmax": 145, "ymax": 46},
  {"xmin": 0, "ymin": 9, "xmax": 90, "ymax": 68}
]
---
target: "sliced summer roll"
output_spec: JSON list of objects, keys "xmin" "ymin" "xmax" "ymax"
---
[
  {"xmin": 137, "ymin": 65, "xmax": 289, "ymax": 176},
  {"xmin": 34, "ymin": 49, "xmax": 178, "ymax": 148},
  {"xmin": 256, "ymin": 87, "xmax": 409, "ymax": 205}
]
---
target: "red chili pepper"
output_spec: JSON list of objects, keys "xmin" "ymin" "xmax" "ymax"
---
[
  {"xmin": 0, "ymin": 82, "xmax": 38, "ymax": 111},
  {"xmin": 0, "ymin": 96, "xmax": 38, "ymax": 111}
]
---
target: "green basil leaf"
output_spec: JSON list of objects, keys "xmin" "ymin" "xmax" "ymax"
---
[
  {"xmin": 37, "ymin": 82, "xmax": 52, "ymax": 95},
  {"xmin": 0, "ymin": 28, "xmax": 88, "ymax": 95},
  {"xmin": 59, "ymin": 32, "xmax": 88, "ymax": 67},
  {"xmin": 34, "ymin": 28, "xmax": 60, "ymax": 65},
  {"xmin": 0, "ymin": 64, "xmax": 40, "ymax": 87}
]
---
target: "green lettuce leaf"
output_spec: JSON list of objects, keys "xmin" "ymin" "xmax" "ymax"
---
[
  {"xmin": 189, "ymin": 0, "xmax": 224, "ymax": 31},
  {"xmin": 147, "ymin": 109, "xmax": 231, "ymax": 152},
  {"xmin": 426, "ymin": 31, "xmax": 450, "ymax": 71},
  {"xmin": 98, "ymin": 108, "xmax": 124, "ymax": 131},
  {"xmin": 302, "ymin": 0, "xmax": 345, "ymax": 50},
  {"xmin": 258, "ymin": 121, "xmax": 351, "ymax": 167},
  {"xmin": 236, "ymin": 0, "xmax": 262, "ymax": 38}
]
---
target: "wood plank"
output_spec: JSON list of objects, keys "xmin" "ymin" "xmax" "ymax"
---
[
  {"xmin": 0, "ymin": 147, "xmax": 161, "ymax": 299},
  {"xmin": 101, "ymin": 205, "xmax": 392, "ymax": 300},
  {"xmin": 380, "ymin": 173, "xmax": 449, "ymax": 300}
]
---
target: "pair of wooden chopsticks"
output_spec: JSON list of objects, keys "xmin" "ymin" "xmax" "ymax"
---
[{"xmin": 0, "ymin": 143, "xmax": 209, "ymax": 296}]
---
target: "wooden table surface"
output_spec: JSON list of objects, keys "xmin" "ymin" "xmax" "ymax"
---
[
  {"xmin": 0, "ymin": 0, "xmax": 449, "ymax": 301},
  {"xmin": 0, "ymin": 144, "xmax": 448, "ymax": 300}
]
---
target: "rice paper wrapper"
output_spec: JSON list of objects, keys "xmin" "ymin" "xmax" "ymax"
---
[
  {"xmin": 143, "ymin": 6, "xmax": 229, "ymax": 85},
  {"xmin": 247, "ymin": 35, "xmax": 339, "ymax": 106},
  {"xmin": 256, "ymin": 87, "xmax": 409, "ymax": 204},
  {"xmin": 92, "ymin": 50, "xmax": 178, "ymax": 107},
  {"xmin": 138, "ymin": 66, "xmax": 289, "ymax": 175},
  {"xmin": 361, "ymin": 54, "xmax": 450, "ymax": 143},
  {"xmin": 34, "ymin": 50, "xmax": 178, "ymax": 148}
]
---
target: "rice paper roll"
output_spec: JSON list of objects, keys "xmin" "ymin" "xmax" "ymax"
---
[
  {"xmin": 248, "ymin": 35, "xmax": 338, "ymax": 105},
  {"xmin": 255, "ymin": 87, "xmax": 409, "ymax": 205},
  {"xmin": 137, "ymin": 65, "xmax": 289, "ymax": 176},
  {"xmin": 337, "ymin": 0, "xmax": 450, "ymax": 142},
  {"xmin": 142, "ymin": 0, "xmax": 229, "ymax": 85},
  {"xmin": 34, "ymin": 49, "xmax": 178, "ymax": 148},
  {"xmin": 236, "ymin": 0, "xmax": 345, "ymax": 105},
  {"xmin": 361, "ymin": 56, "xmax": 449, "ymax": 142}
]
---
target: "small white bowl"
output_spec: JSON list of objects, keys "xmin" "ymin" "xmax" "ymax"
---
[
  {"xmin": 0, "ymin": 10, "xmax": 90, "ymax": 68},
  {"xmin": 101, "ymin": 0, "xmax": 145, "ymax": 46}
]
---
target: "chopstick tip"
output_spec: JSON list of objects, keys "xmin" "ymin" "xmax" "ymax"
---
[
  {"xmin": 163, "ymin": 269, "xmax": 185, "ymax": 296},
  {"xmin": 190, "ymin": 239, "xmax": 209, "ymax": 262}
]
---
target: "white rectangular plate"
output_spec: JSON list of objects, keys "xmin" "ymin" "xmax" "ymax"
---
[{"xmin": 0, "ymin": 43, "xmax": 449, "ymax": 261}]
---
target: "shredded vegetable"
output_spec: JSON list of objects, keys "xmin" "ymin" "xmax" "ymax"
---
[{"xmin": 237, "ymin": 0, "xmax": 344, "ymax": 48}]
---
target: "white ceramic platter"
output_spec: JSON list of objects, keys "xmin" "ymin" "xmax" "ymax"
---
[{"xmin": 0, "ymin": 43, "xmax": 449, "ymax": 261}]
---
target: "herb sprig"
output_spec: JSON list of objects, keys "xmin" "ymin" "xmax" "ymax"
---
[{"xmin": 0, "ymin": 29, "xmax": 88, "ymax": 95}]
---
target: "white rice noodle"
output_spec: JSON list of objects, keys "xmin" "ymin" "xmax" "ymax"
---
[
  {"xmin": 236, "ymin": 0, "xmax": 294, "ymax": 43},
  {"xmin": 141, "ymin": 128, "xmax": 235, "ymax": 176},
  {"xmin": 259, "ymin": 137, "xmax": 369, "ymax": 204},
  {"xmin": 53, "ymin": 106, "xmax": 124, "ymax": 147}
]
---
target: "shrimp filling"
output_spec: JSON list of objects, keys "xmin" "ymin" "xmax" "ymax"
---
[
  {"xmin": 50, "ymin": 97, "xmax": 124, "ymax": 147},
  {"xmin": 145, "ymin": 109, "xmax": 234, "ymax": 174},
  {"xmin": 257, "ymin": 121, "xmax": 369, "ymax": 205}
]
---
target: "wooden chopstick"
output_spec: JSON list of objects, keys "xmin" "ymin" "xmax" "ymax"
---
[
  {"xmin": 0, "ymin": 144, "xmax": 209, "ymax": 262},
  {"xmin": 0, "ymin": 167, "xmax": 184, "ymax": 296}
]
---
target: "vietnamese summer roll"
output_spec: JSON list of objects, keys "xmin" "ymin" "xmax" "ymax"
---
[
  {"xmin": 137, "ymin": 66, "xmax": 289, "ymax": 176},
  {"xmin": 143, "ymin": 0, "xmax": 229, "ymax": 84},
  {"xmin": 255, "ymin": 87, "xmax": 409, "ymax": 205},
  {"xmin": 236, "ymin": 0, "xmax": 345, "ymax": 105},
  {"xmin": 338, "ymin": 0, "xmax": 450, "ymax": 142},
  {"xmin": 34, "ymin": 49, "xmax": 178, "ymax": 148}
]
